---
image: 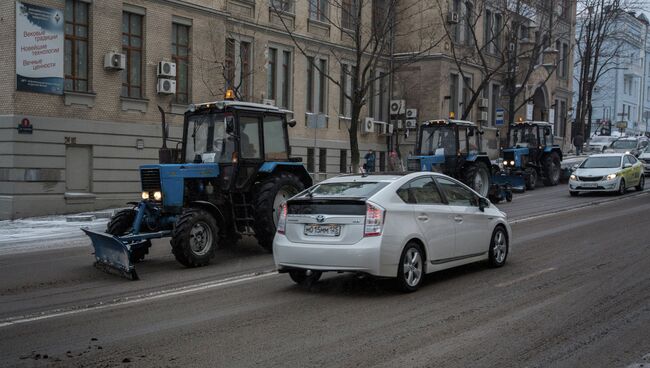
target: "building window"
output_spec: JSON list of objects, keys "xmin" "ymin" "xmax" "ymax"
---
[
  {"xmin": 462, "ymin": 76, "xmax": 472, "ymax": 118},
  {"xmin": 372, "ymin": 0, "xmax": 388, "ymax": 34},
  {"xmin": 307, "ymin": 56, "xmax": 328, "ymax": 115},
  {"xmin": 319, "ymin": 148, "xmax": 327, "ymax": 173},
  {"xmin": 267, "ymin": 48, "xmax": 277, "ymax": 101},
  {"xmin": 122, "ymin": 12, "xmax": 143, "ymax": 98},
  {"xmin": 267, "ymin": 47, "xmax": 292, "ymax": 108},
  {"xmin": 493, "ymin": 13, "xmax": 502, "ymax": 53},
  {"xmin": 270, "ymin": 0, "xmax": 294, "ymax": 13},
  {"xmin": 464, "ymin": 1, "xmax": 473, "ymax": 46},
  {"xmin": 450, "ymin": 74, "xmax": 459, "ymax": 116},
  {"xmin": 172, "ymin": 23, "xmax": 190, "ymax": 104},
  {"xmin": 342, "ymin": 0, "xmax": 358, "ymax": 30},
  {"xmin": 483, "ymin": 9, "xmax": 492, "ymax": 51},
  {"xmin": 309, "ymin": 0, "xmax": 328, "ymax": 22},
  {"xmin": 340, "ymin": 64, "xmax": 351, "ymax": 118},
  {"xmin": 64, "ymin": 0, "xmax": 89, "ymax": 92},
  {"xmin": 378, "ymin": 72, "xmax": 387, "ymax": 122},
  {"xmin": 490, "ymin": 83, "xmax": 500, "ymax": 126},
  {"xmin": 225, "ymin": 38, "xmax": 252, "ymax": 101},
  {"xmin": 339, "ymin": 149, "xmax": 347, "ymax": 173},
  {"xmin": 307, "ymin": 148, "xmax": 315, "ymax": 172}
]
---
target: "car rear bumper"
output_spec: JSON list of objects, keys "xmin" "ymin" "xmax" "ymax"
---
[{"xmin": 273, "ymin": 234, "xmax": 390, "ymax": 277}]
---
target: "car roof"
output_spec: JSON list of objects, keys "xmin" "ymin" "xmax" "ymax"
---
[
  {"xmin": 324, "ymin": 171, "xmax": 450, "ymax": 183},
  {"xmin": 588, "ymin": 153, "xmax": 626, "ymax": 157},
  {"xmin": 421, "ymin": 119, "xmax": 477, "ymax": 127},
  {"xmin": 613, "ymin": 137, "xmax": 638, "ymax": 141},
  {"xmin": 188, "ymin": 100, "xmax": 291, "ymax": 114}
]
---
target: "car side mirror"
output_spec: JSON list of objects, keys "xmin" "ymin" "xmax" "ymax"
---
[
  {"xmin": 544, "ymin": 128, "xmax": 551, "ymax": 136},
  {"xmin": 623, "ymin": 163, "xmax": 632, "ymax": 168},
  {"xmin": 478, "ymin": 197, "xmax": 489, "ymax": 212},
  {"xmin": 286, "ymin": 119, "xmax": 297, "ymax": 128},
  {"xmin": 572, "ymin": 164, "xmax": 579, "ymax": 171}
]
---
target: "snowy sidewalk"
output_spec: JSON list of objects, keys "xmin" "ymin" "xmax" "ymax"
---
[{"xmin": 0, "ymin": 210, "xmax": 120, "ymax": 254}]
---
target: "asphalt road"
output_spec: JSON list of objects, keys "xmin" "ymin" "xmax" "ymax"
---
[{"xmin": 0, "ymin": 184, "xmax": 649, "ymax": 367}]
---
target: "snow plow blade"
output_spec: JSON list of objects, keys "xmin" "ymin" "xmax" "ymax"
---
[
  {"xmin": 492, "ymin": 173, "xmax": 525, "ymax": 192},
  {"xmin": 82, "ymin": 228, "xmax": 138, "ymax": 280}
]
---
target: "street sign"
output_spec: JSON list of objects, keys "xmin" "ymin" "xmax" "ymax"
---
[
  {"xmin": 495, "ymin": 108, "xmax": 505, "ymax": 126},
  {"xmin": 306, "ymin": 113, "xmax": 326, "ymax": 129}
]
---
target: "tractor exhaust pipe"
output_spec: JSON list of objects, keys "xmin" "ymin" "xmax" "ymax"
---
[{"xmin": 158, "ymin": 105, "xmax": 172, "ymax": 164}]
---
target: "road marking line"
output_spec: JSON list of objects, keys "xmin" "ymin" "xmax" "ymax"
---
[
  {"xmin": 510, "ymin": 189, "xmax": 649, "ymax": 224},
  {"xmin": 495, "ymin": 267, "xmax": 556, "ymax": 288},
  {"xmin": 0, "ymin": 270, "xmax": 279, "ymax": 328}
]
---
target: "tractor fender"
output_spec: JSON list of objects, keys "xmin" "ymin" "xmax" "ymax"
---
[
  {"xmin": 258, "ymin": 162, "xmax": 313, "ymax": 188},
  {"xmin": 188, "ymin": 200, "xmax": 226, "ymax": 227}
]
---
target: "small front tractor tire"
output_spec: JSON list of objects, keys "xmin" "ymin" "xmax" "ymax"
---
[
  {"xmin": 464, "ymin": 162, "xmax": 491, "ymax": 197},
  {"xmin": 170, "ymin": 208, "xmax": 218, "ymax": 267},
  {"xmin": 252, "ymin": 172, "xmax": 305, "ymax": 252},
  {"xmin": 543, "ymin": 152, "xmax": 562, "ymax": 186},
  {"xmin": 106, "ymin": 209, "xmax": 150, "ymax": 263}
]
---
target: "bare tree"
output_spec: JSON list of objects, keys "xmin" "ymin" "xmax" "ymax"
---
[
  {"xmin": 573, "ymin": 0, "xmax": 642, "ymax": 138},
  {"xmin": 271, "ymin": 0, "xmax": 444, "ymax": 171}
]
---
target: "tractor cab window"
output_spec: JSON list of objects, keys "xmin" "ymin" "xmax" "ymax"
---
[
  {"xmin": 239, "ymin": 116, "xmax": 262, "ymax": 159},
  {"xmin": 419, "ymin": 126, "xmax": 456, "ymax": 156},
  {"xmin": 185, "ymin": 112, "xmax": 235, "ymax": 163},
  {"xmin": 510, "ymin": 125, "xmax": 538, "ymax": 147},
  {"xmin": 458, "ymin": 126, "xmax": 469, "ymax": 155},
  {"xmin": 263, "ymin": 115, "xmax": 288, "ymax": 160},
  {"xmin": 468, "ymin": 127, "xmax": 480, "ymax": 154}
]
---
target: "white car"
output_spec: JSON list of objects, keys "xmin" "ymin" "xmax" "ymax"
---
[
  {"xmin": 568, "ymin": 153, "xmax": 645, "ymax": 196},
  {"xmin": 638, "ymin": 145, "xmax": 650, "ymax": 175},
  {"xmin": 587, "ymin": 135, "xmax": 617, "ymax": 153},
  {"xmin": 273, "ymin": 172, "xmax": 512, "ymax": 292}
]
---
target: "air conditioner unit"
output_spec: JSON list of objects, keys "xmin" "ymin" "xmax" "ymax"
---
[
  {"xmin": 389, "ymin": 100, "xmax": 406, "ymax": 115},
  {"xmin": 447, "ymin": 12, "xmax": 459, "ymax": 24},
  {"xmin": 478, "ymin": 98, "xmax": 489, "ymax": 108},
  {"xmin": 363, "ymin": 117, "xmax": 374, "ymax": 133},
  {"xmin": 157, "ymin": 78, "xmax": 176, "ymax": 94},
  {"xmin": 104, "ymin": 52, "xmax": 126, "ymax": 70},
  {"xmin": 405, "ymin": 119, "xmax": 417, "ymax": 129},
  {"xmin": 262, "ymin": 99, "xmax": 276, "ymax": 106},
  {"xmin": 157, "ymin": 61, "xmax": 177, "ymax": 77},
  {"xmin": 406, "ymin": 108, "xmax": 417, "ymax": 119},
  {"xmin": 479, "ymin": 111, "xmax": 489, "ymax": 122}
]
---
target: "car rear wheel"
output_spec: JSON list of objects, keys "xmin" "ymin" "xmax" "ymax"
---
[
  {"xmin": 397, "ymin": 242, "xmax": 425, "ymax": 292},
  {"xmin": 488, "ymin": 226, "xmax": 508, "ymax": 268},
  {"xmin": 635, "ymin": 174, "xmax": 645, "ymax": 191},
  {"xmin": 288, "ymin": 269, "xmax": 322, "ymax": 286},
  {"xmin": 618, "ymin": 178, "xmax": 626, "ymax": 195}
]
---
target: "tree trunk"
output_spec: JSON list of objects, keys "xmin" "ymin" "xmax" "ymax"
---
[{"xmin": 349, "ymin": 101, "xmax": 361, "ymax": 172}]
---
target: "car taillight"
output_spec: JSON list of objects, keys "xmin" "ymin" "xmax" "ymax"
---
[
  {"xmin": 277, "ymin": 203, "xmax": 288, "ymax": 234},
  {"xmin": 364, "ymin": 202, "xmax": 385, "ymax": 237}
]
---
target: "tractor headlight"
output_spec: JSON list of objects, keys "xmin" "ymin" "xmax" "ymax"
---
[
  {"xmin": 142, "ymin": 191, "xmax": 149, "ymax": 200},
  {"xmin": 153, "ymin": 191, "xmax": 162, "ymax": 201},
  {"xmin": 606, "ymin": 173, "xmax": 618, "ymax": 180},
  {"xmin": 510, "ymin": 160, "xmax": 515, "ymax": 166}
]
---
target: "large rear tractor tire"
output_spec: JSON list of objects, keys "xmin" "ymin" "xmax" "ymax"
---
[
  {"xmin": 170, "ymin": 208, "xmax": 218, "ymax": 267},
  {"xmin": 252, "ymin": 172, "xmax": 305, "ymax": 252},
  {"xmin": 106, "ymin": 209, "xmax": 150, "ymax": 263},
  {"xmin": 543, "ymin": 152, "xmax": 562, "ymax": 186},
  {"xmin": 464, "ymin": 162, "xmax": 491, "ymax": 197}
]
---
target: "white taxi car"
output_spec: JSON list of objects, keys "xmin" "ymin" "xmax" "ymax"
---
[
  {"xmin": 569, "ymin": 153, "xmax": 645, "ymax": 196},
  {"xmin": 273, "ymin": 172, "xmax": 511, "ymax": 292}
]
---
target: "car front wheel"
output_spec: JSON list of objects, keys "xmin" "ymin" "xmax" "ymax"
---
[
  {"xmin": 635, "ymin": 174, "xmax": 645, "ymax": 191},
  {"xmin": 618, "ymin": 178, "xmax": 626, "ymax": 195},
  {"xmin": 488, "ymin": 226, "xmax": 508, "ymax": 268},
  {"xmin": 397, "ymin": 242, "xmax": 425, "ymax": 292}
]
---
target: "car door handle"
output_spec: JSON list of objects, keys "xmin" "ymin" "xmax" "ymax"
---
[
  {"xmin": 417, "ymin": 215, "xmax": 428, "ymax": 221},
  {"xmin": 454, "ymin": 216, "xmax": 463, "ymax": 222}
]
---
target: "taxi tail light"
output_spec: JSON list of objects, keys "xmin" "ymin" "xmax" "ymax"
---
[
  {"xmin": 277, "ymin": 203, "xmax": 288, "ymax": 234},
  {"xmin": 364, "ymin": 202, "xmax": 385, "ymax": 237}
]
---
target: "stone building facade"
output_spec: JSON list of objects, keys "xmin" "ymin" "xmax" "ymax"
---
[{"xmin": 0, "ymin": 0, "xmax": 577, "ymax": 219}]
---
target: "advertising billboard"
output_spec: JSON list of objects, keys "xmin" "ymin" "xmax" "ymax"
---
[{"xmin": 15, "ymin": 1, "xmax": 64, "ymax": 95}]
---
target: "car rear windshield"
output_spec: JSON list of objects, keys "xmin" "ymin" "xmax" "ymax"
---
[
  {"xmin": 611, "ymin": 140, "xmax": 637, "ymax": 149},
  {"xmin": 580, "ymin": 156, "xmax": 621, "ymax": 168},
  {"xmin": 301, "ymin": 181, "xmax": 389, "ymax": 199}
]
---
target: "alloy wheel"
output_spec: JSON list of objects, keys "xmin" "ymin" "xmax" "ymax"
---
[
  {"xmin": 403, "ymin": 248, "xmax": 423, "ymax": 287},
  {"xmin": 492, "ymin": 230, "xmax": 507, "ymax": 264}
]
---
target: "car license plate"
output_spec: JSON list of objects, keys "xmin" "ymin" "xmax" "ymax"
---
[
  {"xmin": 581, "ymin": 182, "xmax": 598, "ymax": 188},
  {"xmin": 304, "ymin": 224, "xmax": 341, "ymax": 237}
]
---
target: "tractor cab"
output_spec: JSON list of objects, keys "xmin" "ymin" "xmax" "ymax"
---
[{"xmin": 408, "ymin": 119, "xmax": 493, "ymax": 197}]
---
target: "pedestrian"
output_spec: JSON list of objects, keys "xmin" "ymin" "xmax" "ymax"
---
[
  {"xmin": 573, "ymin": 133, "xmax": 584, "ymax": 156},
  {"xmin": 364, "ymin": 149, "xmax": 376, "ymax": 173}
]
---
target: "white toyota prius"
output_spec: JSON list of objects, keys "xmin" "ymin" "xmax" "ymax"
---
[{"xmin": 273, "ymin": 172, "xmax": 512, "ymax": 292}]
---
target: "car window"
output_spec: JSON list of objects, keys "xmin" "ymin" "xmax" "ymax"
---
[
  {"xmin": 302, "ymin": 181, "xmax": 389, "ymax": 199},
  {"xmin": 435, "ymin": 177, "xmax": 477, "ymax": 207},
  {"xmin": 625, "ymin": 155, "xmax": 637, "ymax": 165},
  {"xmin": 397, "ymin": 177, "xmax": 443, "ymax": 204}
]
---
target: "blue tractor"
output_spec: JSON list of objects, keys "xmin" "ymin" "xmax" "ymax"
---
[
  {"xmin": 83, "ymin": 98, "xmax": 312, "ymax": 279},
  {"xmin": 407, "ymin": 119, "xmax": 498, "ymax": 199},
  {"xmin": 497, "ymin": 121, "xmax": 563, "ymax": 191}
]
